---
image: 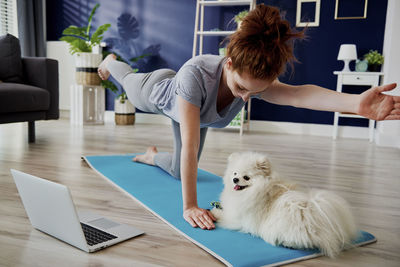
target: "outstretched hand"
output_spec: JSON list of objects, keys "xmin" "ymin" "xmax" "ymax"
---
[
  {"xmin": 183, "ymin": 206, "xmax": 216, "ymax": 230},
  {"xmin": 358, "ymin": 83, "xmax": 400, "ymax": 120}
]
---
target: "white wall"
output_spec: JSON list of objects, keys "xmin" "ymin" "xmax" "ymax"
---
[
  {"xmin": 46, "ymin": 41, "xmax": 75, "ymax": 110},
  {"xmin": 376, "ymin": 0, "xmax": 400, "ymax": 148}
]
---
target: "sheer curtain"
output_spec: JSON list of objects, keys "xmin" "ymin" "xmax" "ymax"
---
[{"xmin": 17, "ymin": 0, "xmax": 46, "ymax": 57}]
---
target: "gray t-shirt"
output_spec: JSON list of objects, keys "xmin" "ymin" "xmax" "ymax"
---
[{"xmin": 149, "ymin": 54, "xmax": 252, "ymax": 128}]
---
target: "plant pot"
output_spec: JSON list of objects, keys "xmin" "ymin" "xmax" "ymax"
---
[
  {"xmin": 74, "ymin": 52, "xmax": 102, "ymax": 85},
  {"xmin": 114, "ymin": 98, "xmax": 135, "ymax": 125},
  {"xmin": 368, "ymin": 64, "xmax": 381, "ymax": 72}
]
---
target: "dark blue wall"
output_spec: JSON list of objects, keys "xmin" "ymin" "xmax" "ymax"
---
[{"xmin": 47, "ymin": 0, "xmax": 388, "ymax": 127}]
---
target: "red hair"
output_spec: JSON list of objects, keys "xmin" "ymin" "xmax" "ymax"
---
[{"xmin": 226, "ymin": 4, "xmax": 304, "ymax": 80}]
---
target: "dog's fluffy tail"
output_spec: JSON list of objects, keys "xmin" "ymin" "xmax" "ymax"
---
[
  {"xmin": 305, "ymin": 190, "xmax": 358, "ymax": 257},
  {"xmin": 262, "ymin": 189, "xmax": 358, "ymax": 258}
]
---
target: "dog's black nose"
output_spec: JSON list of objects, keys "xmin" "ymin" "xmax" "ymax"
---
[{"xmin": 233, "ymin": 178, "xmax": 239, "ymax": 184}]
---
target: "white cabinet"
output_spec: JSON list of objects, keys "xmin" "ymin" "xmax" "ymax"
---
[{"xmin": 333, "ymin": 71, "xmax": 384, "ymax": 141}]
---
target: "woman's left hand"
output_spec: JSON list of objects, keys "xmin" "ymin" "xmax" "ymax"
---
[{"xmin": 358, "ymin": 83, "xmax": 400, "ymax": 120}]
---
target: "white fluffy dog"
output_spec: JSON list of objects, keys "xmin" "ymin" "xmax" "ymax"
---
[{"xmin": 211, "ymin": 152, "xmax": 358, "ymax": 258}]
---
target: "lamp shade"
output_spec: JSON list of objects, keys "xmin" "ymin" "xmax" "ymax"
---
[{"xmin": 337, "ymin": 44, "xmax": 357, "ymax": 60}]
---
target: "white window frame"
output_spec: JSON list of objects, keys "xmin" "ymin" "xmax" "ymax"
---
[{"xmin": 0, "ymin": 0, "xmax": 18, "ymax": 37}]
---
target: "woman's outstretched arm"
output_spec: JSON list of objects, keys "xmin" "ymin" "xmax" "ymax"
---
[{"xmin": 260, "ymin": 80, "xmax": 400, "ymax": 120}]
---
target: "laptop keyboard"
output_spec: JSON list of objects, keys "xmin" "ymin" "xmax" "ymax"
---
[{"xmin": 81, "ymin": 223, "xmax": 117, "ymax": 246}]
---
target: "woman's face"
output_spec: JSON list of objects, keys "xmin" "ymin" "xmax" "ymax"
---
[{"xmin": 225, "ymin": 58, "xmax": 271, "ymax": 102}]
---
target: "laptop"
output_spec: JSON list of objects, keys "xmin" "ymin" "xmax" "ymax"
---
[{"xmin": 10, "ymin": 169, "xmax": 144, "ymax": 252}]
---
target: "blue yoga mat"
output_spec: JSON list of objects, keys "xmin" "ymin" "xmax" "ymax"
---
[{"xmin": 82, "ymin": 154, "xmax": 376, "ymax": 267}]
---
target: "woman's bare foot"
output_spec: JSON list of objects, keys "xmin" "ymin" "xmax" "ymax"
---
[
  {"xmin": 98, "ymin": 54, "xmax": 117, "ymax": 80},
  {"xmin": 132, "ymin": 146, "xmax": 158, "ymax": 165}
]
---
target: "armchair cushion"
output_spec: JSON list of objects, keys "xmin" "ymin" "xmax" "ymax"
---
[
  {"xmin": 22, "ymin": 57, "xmax": 59, "ymax": 119},
  {"xmin": 0, "ymin": 34, "xmax": 23, "ymax": 83},
  {"xmin": 0, "ymin": 83, "xmax": 49, "ymax": 113}
]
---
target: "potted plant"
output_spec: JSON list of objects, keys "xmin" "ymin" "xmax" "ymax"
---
[
  {"xmin": 364, "ymin": 50, "xmax": 384, "ymax": 72},
  {"xmin": 102, "ymin": 78, "xmax": 136, "ymax": 125},
  {"xmin": 234, "ymin": 10, "xmax": 249, "ymax": 29},
  {"xmin": 60, "ymin": 3, "xmax": 111, "ymax": 85},
  {"xmin": 100, "ymin": 53, "xmax": 149, "ymax": 125}
]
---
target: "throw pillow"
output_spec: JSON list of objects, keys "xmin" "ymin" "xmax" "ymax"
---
[{"xmin": 0, "ymin": 34, "xmax": 23, "ymax": 83}]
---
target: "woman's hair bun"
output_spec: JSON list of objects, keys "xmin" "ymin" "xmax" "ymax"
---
[
  {"xmin": 226, "ymin": 4, "xmax": 304, "ymax": 80},
  {"xmin": 240, "ymin": 4, "xmax": 291, "ymax": 49}
]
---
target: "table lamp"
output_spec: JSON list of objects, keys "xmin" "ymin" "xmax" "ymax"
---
[{"xmin": 337, "ymin": 44, "xmax": 357, "ymax": 72}]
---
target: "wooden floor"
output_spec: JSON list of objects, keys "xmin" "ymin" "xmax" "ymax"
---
[{"xmin": 1, "ymin": 119, "xmax": 399, "ymax": 267}]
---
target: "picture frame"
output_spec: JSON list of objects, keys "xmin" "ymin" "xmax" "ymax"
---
[
  {"xmin": 296, "ymin": 0, "xmax": 321, "ymax": 27},
  {"xmin": 334, "ymin": 0, "xmax": 368, "ymax": 20}
]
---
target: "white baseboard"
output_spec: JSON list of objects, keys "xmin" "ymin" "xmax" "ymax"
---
[
  {"xmin": 104, "ymin": 111, "xmax": 371, "ymax": 140},
  {"xmin": 249, "ymin": 120, "xmax": 370, "ymax": 139},
  {"xmin": 60, "ymin": 109, "xmax": 70, "ymax": 119},
  {"xmin": 375, "ymin": 121, "xmax": 400, "ymax": 148},
  {"xmin": 375, "ymin": 132, "xmax": 400, "ymax": 148},
  {"xmin": 60, "ymin": 110, "xmax": 372, "ymax": 140}
]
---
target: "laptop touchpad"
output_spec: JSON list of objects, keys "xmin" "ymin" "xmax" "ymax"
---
[{"xmin": 88, "ymin": 218, "xmax": 120, "ymax": 229}]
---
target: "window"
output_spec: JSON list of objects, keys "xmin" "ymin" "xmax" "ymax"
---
[{"xmin": 0, "ymin": 0, "xmax": 18, "ymax": 37}]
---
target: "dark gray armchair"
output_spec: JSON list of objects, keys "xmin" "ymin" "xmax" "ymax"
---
[{"xmin": 0, "ymin": 34, "xmax": 59, "ymax": 143}]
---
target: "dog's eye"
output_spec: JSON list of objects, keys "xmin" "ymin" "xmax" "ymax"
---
[
  {"xmin": 243, "ymin": 175, "xmax": 250, "ymax": 181},
  {"xmin": 233, "ymin": 172, "xmax": 237, "ymax": 176}
]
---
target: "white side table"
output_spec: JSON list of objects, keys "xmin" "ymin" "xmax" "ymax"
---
[
  {"xmin": 70, "ymin": 84, "xmax": 105, "ymax": 125},
  {"xmin": 333, "ymin": 71, "xmax": 384, "ymax": 142}
]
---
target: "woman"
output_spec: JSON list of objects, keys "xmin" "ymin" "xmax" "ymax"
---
[{"xmin": 98, "ymin": 4, "xmax": 399, "ymax": 230}]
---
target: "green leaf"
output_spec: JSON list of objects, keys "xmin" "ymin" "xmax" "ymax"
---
[
  {"xmin": 87, "ymin": 3, "xmax": 100, "ymax": 37},
  {"xmin": 364, "ymin": 50, "xmax": 384, "ymax": 65},
  {"xmin": 71, "ymin": 39, "xmax": 91, "ymax": 54},
  {"xmin": 120, "ymin": 92, "xmax": 127, "ymax": 101},
  {"xmin": 130, "ymin": 53, "xmax": 150, "ymax": 63},
  {"xmin": 61, "ymin": 25, "xmax": 89, "ymax": 40},
  {"xmin": 60, "ymin": 36, "xmax": 91, "ymax": 54},
  {"xmin": 101, "ymin": 80, "xmax": 119, "ymax": 94},
  {"xmin": 90, "ymin": 23, "xmax": 111, "ymax": 45},
  {"xmin": 102, "ymin": 51, "xmax": 129, "ymax": 65},
  {"xmin": 234, "ymin": 10, "xmax": 249, "ymax": 23}
]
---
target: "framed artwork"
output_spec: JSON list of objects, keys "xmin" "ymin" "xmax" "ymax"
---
[
  {"xmin": 335, "ymin": 0, "xmax": 368, "ymax": 20},
  {"xmin": 296, "ymin": 0, "xmax": 321, "ymax": 27}
]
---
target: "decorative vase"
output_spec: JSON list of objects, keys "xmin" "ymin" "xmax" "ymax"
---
[
  {"xmin": 114, "ymin": 97, "xmax": 135, "ymax": 125},
  {"xmin": 74, "ymin": 52, "xmax": 102, "ymax": 85}
]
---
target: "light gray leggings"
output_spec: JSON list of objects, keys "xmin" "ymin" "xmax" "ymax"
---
[{"xmin": 107, "ymin": 60, "xmax": 208, "ymax": 179}]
